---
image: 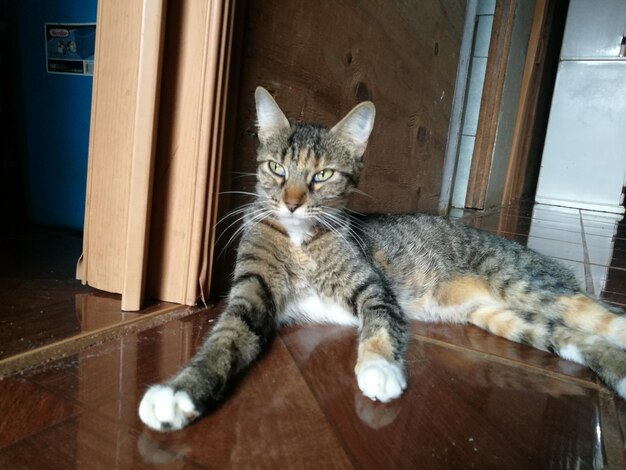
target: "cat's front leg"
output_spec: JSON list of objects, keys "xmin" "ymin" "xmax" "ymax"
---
[
  {"xmin": 139, "ymin": 274, "xmax": 276, "ymax": 431},
  {"xmin": 353, "ymin": 285, "xmax": 409, "ymax": 402}
]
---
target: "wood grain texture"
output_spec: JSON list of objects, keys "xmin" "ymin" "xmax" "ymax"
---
[
  {"xmin": 146, "ymin": 0, "xmax": 234, "ymax": 305},
  {"xmin": 79, "ymin": 0, "xmax": 233, "ymax": 308},
  {"xmin": 79, "ymin": 0, "xmax": 143, "ymax": 294},
  {"xmin": 227, "ymin": 0, "xmax": 466, "ymax": 216},
  {"xmin": 122, "ymin": 0, "xmax": 167, "ymax": 311}
]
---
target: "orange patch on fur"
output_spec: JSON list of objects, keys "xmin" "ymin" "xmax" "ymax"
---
[
  {"xmin": 357, "ymin": 330, "xmax": 394, "ymax": 368},
  {"xmin": 470, "ymin": 306, "xmax": 524, "ymax": 340},
  {"xmin": 373, "ymin": 250, "xmax": 388, "ymax": 268},
  {"xmin": 559, "ymin": 295, "xmax": 615, "ymax": 335},
  {"xmin": 437, "ymin": 276, "xmax": 493, "ymax": 307}
]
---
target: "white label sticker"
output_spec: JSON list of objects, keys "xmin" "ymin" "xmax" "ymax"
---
[{"xmin": 45, "ymin": 23, "xmax": 96, "ymax": 76}]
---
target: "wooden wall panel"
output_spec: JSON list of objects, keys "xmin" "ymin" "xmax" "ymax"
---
[{"xmin": 228, "ymin": 0, "xmax": 466, "ymax": 215}]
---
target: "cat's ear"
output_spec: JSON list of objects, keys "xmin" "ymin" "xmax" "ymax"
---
[
  {"xmin": 255, "ymin": 87, "xmax": 290, "ymax": 144},
  {"xmin": 330, "ymin": 101, "xmax": 376, "ymax": 158}
]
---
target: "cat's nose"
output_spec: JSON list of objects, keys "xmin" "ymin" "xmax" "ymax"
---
[{"xmin": 286, "ymin": 203, "xmax": 302, "ymax": 213}]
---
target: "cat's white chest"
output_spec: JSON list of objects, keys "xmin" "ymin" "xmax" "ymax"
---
[
  {"xmin": 282, "ymin": 293, "xmax": 359, "ymax": 326},
  {"xmin": 278, "ymin": 215, "xmax": 314, "ymax": 246}
]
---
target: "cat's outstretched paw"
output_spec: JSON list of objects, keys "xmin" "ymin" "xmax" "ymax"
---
[
  {"xmin": 356, "ymin": 358, "xmax": 406, "ymax": 403},
  {"xmin": 138, "ymin": 385, "xmax": 200, "ymax": 432}
]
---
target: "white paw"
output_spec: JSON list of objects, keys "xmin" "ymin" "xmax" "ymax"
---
[
  {"xmin": 356, "ymin": 358, "xmax": 407, "ymax": 403},
  {"xmin": 138, "ymin": 385, "xmax": 199, "ymax": 431}
]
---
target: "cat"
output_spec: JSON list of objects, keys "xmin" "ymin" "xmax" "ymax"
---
[{"xmin": 139, "ymin": 86, "xmax": 626, "ymax": 431}]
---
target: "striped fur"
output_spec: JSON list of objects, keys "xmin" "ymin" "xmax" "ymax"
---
[{"xmin": 139, "ymin": 87, "xmax": 626, "ymax": 431}]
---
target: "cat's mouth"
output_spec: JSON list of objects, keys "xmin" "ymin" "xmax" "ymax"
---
[{"xmin": 277, "ymin": 207, "xmax": 312, "ymax": 225}]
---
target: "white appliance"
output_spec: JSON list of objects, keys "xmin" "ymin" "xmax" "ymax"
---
[{"xmin": 535, "ymin": 0, "xmax": 626, "ymax": 214}]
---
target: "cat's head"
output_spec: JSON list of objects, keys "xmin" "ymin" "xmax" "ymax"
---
[{"xmin": 253, "ymin": 86, "xmax": 375, "ymax": 235}]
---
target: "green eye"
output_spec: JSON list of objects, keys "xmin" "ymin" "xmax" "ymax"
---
[
  {"xmin": 268, "ymin": 161, "xmax": 285, "ymax": 177},
  {"xmin": 313, "ymin": 169, "xmax": 334, "ymax": 183}
]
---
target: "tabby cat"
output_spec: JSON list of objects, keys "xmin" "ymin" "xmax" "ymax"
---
[{"xmin": 139, "ymin": 87, "xmax": 626, "ymax": 431}]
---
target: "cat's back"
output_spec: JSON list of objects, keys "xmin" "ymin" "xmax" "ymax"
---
[
  {"xmin": 360, "ymin": 213, "xmax": 486, "ymax": 264},
  {"xmin": 360, "ymin": 213, "xmax": 581, "ymax": 294}
]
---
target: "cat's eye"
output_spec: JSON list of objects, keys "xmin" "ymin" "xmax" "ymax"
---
[
  {"xmin": 313, "ymin": 169, "xmax": 334, "ymax": 183},
  {"xmin": 267, "ymin": 161, "xmax": 286, "ymax": 177}
]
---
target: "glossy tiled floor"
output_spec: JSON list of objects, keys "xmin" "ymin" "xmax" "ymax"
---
[
  {"xmin": 0, "ymin": 228, "xmax": 182, "ymax": 375},
  {"xmin": 2, "ymin": 203, "xmax": 626, "ymax": 468}
]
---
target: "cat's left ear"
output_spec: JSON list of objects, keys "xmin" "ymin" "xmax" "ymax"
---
[{"xmin": 330, "ymin": 101, "xmax": 376, "ymax": 158}]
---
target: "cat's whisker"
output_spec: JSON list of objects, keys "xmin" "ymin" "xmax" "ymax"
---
[
  {"xmin": 216, "ymin": 208, "xmax": 273, "ymax": 258},
  {"xmin": 350, "ymin": 188, "xmax": 373, "ymax": 199},
  {"xmin": 312, "ymin": 215, "xmax": 352, "ymax": 253},
  {"xmin": 214, "ymin": 206, "xmax": 268, "ymax": 247},
  {"xmin": 215, "ymin": 201, "xmax": 262, "ymax": 227},
  {"xmin": 344, "ymin": 206, "xmax": 366, "ymax": 217},
  {"xmin": 219, "ymin": 190, "xmax": 261, "ymax": 197},
  {"xmin": 231, "ymin": 172, "xmax": 257, "ymax": 179},
  {"xmin": 312, "ymin": 214, "xmax": 361, "ymax": 257},
  {"xmin": 319, "ymin": 209, "xmax": 367, "ymax": 252}
]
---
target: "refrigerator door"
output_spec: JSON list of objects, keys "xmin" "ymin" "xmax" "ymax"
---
[
  {"xmin": 535, "ymin": 60, "xmax": 626, "ymax": 214},
  {"xmin": 560, "ymin": 0, "xmax": 626, "ymax": 60}
]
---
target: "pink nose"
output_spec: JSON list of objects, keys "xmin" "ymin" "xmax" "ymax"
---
[{"xmin": 286, "ymin": 203, "xmax": 302, "ymax": 213}]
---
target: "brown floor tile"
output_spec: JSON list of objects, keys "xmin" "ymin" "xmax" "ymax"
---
[
  {"xmin": 410, "ymin": 322, "xmax": 599, "ymax": 385},
  {"xmin": 26, "ymin": 310, "xmax": 353, "ymax": 469},
  {"xmin": 600, "ymin": 290, "xmax": 626, "ymax": 307},
  {"xmin": 1, "ymin": 229, "xmax": 144, "ymax": 361},
  {"xmin": 105, "ymin": 336, "xmax": 353, "ymax": 469},
  {"xmin": 280, "ymin": 323, "xmax": 623, "ymax": 469},
  {"xmin": 0, "ymin": 376, "xmax": 77, "ymax": 449},
  {"xmin": 25, "ymin": 311, "xmax": 217, "ymax": 409},
  {"xmin": 0, "ymin": 409, "xmax": 204, "ymax": 470}
]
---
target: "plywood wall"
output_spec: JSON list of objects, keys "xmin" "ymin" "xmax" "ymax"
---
[{"xmin": 228, "ymin": 0, "xmax": 466, "ymax": 215}]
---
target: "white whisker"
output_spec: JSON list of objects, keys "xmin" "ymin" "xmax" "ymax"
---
[
  {"xmin": 350, "ymin": 188, "xmax": 373, "ymax": 199},
  {"xmin": 312, "ymin": 214, "xmax": 359, "ymax": 257},
  {"xmin": 319, "ymin": 208, "xmax": 367, "ymax": 252},
  {"xmin": 215, "ymin": 201, "xmax": 261, "ymax": 226},
  {"xmin": 216, "ymin": 207, "xmax": 273, "ymax": 258},
  {"xmin": 215, "ymin": 206, "xmax": 267, "ymax": 246},
  {"xmin": 219, "ymin": 190, "xmax": 260, "ymax": 197}
]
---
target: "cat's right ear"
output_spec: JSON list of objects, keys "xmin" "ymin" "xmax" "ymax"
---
[
  {"xmin": 255, "ymin": 87, "xmax": 290, "ymax": 144},
  {"xmin": 330, "ymin": 101, "xmax": 376, "ymax": 159}
]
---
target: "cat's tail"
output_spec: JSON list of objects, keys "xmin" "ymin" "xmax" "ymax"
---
[
  {"xmin": 468, "ymin": 295, "xmax": 626, "ymax": 399},
  {"xmin": 549, "ymin": 293, "xmax": 626, "ymax": 398},
  {"xmin": 550, "ymin": 323, "xmax": 626, "ymax": 398},
  {"xmin": 555, "ymin": 294, "xmax": 626, "ymax": 348}
]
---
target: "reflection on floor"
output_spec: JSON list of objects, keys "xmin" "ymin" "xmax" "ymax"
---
[
  {"xmin": 1, "ymin": 203, "xmax": 626, "ymax": 468},
  {"xmin": 0, "ymin": 227, "xmax": 184, "ymax": 374}
]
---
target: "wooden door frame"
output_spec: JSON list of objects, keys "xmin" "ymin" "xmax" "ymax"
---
[
  {"xmin": 464, "ymin": 0, "xmax": 517, "ymax": 210},
  {"xmin": 464, "ymin": 0, "xmax": 555, "ymax": 210},
  {"xmin": 502, "ymin": 0, "xmax": 556, "ymax": 205}
]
